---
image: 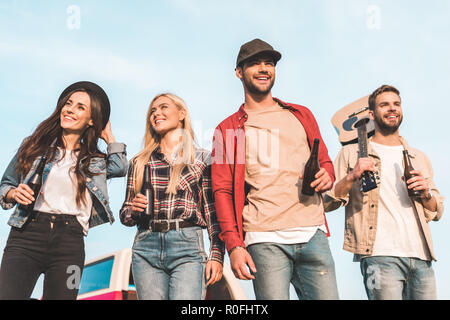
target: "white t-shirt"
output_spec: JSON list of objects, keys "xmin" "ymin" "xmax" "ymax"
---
[
  {"xmin": 369, "ymin": 142, "xmax": 431, "ymax": 261},
  {"xmin": 34, "ymin": 149, "xmax": 92, "ymax": 235},
  {"xmin": 244, "ymin": 224, "xmax": 328, "ymax": 247}
]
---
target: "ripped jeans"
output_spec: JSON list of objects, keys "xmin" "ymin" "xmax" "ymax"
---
[
  {"xmin": 360, "ymin": 256, "xmax": 436, "ymax": 300},
  {"xmin": 247, "ymin": 230, "xmax": 339, "ymax": 300}
]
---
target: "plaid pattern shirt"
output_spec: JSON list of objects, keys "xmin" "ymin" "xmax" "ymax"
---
[{"xmin": 120, "ymin": 147, "xmax": 225, "ymax": 264}]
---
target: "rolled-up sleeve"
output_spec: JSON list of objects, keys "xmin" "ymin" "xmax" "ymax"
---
[
  {"xmin": 106, "ymin": 142, "xmax": 128, "ymax": 179},
  {"xmin": 0, "ymin": 153, "xmax": 20, "ymax": 210},
  {"xmin": 323, "ymin": 147, "xmax": 350, "ymax": 213},
  {"xmin": 422, "ymin": 154, "xmax": 445, "ymax": 222}
]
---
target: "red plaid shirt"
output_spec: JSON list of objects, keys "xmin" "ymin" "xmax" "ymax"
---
[{"xmin": 120, "ymin": 147, "xmax": 225, "ymax": 264}]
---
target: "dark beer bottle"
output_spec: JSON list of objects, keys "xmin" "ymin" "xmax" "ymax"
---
[
  {"xmin": 139, "ymin": 164, "xmax": 154, "ymax": 228},
  {"xmin": 301, "ymin": 138, "xmax": 320, "ymax": 196},
  {"xmin": 23, "ymin": 155, "xmax": 47, "ymax": 212},
  {"xmin": 403, "ymin": 150, "xmax": 422, "ymax": 199}
]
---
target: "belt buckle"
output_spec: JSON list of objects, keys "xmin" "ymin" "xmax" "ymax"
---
[{"xmin": 160, "ymin": 220, "xmax": 170, "ymax": 233}]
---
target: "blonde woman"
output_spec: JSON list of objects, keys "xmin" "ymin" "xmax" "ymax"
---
[{"xmin": 120, "ymin": 93, "xmax": 224, "ymax": 300}]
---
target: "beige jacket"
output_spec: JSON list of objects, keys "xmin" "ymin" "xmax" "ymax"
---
[{"xmin": 324, "ymin": 136, "xmax": 444, "ymax": 261}]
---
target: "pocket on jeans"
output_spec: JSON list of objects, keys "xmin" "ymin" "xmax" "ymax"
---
[
  {"xmin": 66, "ymin": 221, "xmax": 84, "ymax": 237},
  {"xmin": 9, "ymin": 220, "xmax": 42, "ymax": 239},
  {"xmin": 179, "ymin": 227, "xmax": 201, "ymax": 242},
  {"xmin": 134, "ymin": 229, "xmax": 151, "ymax": 243}
]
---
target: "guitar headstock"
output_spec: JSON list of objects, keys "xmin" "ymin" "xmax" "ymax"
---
[
  {"xmin": 331, "ymin": 95, "xmax": 375, "ymax": 145},
  {"xmin": 360, "ymin": 171, "xmax": 379, "ymax": 193}
]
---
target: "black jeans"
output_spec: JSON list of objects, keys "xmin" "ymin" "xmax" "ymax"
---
[{"xmin": 0, "ymin": 212, "xmax": 85, "ymax": 300}]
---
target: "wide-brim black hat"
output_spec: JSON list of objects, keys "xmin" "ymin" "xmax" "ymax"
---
[
  {"xmin": 58, "ymin": 81, "xmax": 110, "ymax": 129},
  {"xmin": 236, "ymin": 38, "xmax": 282, "ymax": 69}
]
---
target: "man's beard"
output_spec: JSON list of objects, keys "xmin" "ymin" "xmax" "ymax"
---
[
  {"xmin": 243, "ymin": 74, "xmax": 275, "ymax": 96},
  {"xmin": 373, "ymin": 111, "xmax": 403, "ymax": 134}
]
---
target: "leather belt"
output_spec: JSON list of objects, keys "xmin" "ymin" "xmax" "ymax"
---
[{"xmin": 149, "ymin": 220, "xmax": 196, "ymax": 233}]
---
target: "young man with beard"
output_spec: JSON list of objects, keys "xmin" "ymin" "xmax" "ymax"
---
[
  {"xmin": 324, "ymin": 85, "xmax": 444, "ymax": 300},
  {"xmin": 211, "ymin": 39, "xmax": 339, "ymax": 300}
]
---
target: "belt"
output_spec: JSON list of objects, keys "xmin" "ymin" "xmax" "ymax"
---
[{"xmin": 145, "ymin": 220, "xmax": 196, "ymax": 232}]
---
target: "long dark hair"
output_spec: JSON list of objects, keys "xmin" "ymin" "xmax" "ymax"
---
[{"xmin": 17, "ymin": 88, "xmax": 106, "ymax": 206}]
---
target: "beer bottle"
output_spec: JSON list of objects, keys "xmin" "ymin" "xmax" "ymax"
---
[
  {"xmin": 139, "ymin": 164, "xmax": 154, "ymax": 228},
  {"xmin": 23, "ymin": 155, "xmax": 47, "ymax": 212},
  {"xmin": 301, "ymin": 138, "xmax": 320, "ymax": 196},
  {"xmin": 403, "ymin": 150, "xmax": 422, "ymax": 199}
]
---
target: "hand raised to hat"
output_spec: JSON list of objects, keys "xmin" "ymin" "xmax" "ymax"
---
[{"xmin": 100, "ymin": 120, "xmax": 116, "ymax": 144}]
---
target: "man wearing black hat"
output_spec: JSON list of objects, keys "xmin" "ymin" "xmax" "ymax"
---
[{"xmin": 212, "ymin": 39, "xmax": 339, "ymax": 299}]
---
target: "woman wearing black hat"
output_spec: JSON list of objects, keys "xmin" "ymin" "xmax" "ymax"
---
[{"xmin": 0, "ymin": 81, "xmax": 128, "ymax": 300}]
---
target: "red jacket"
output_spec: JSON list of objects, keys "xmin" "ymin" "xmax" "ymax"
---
[{"xmin": 211, "ymin": 98, "xmax": 335, "ymax": 252}]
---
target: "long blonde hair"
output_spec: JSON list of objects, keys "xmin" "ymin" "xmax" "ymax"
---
[{"xmin": 132, "ymin": 93, "xmax": 196, "ymax": 194}]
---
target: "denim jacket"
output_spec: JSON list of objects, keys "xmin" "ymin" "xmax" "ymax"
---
[{"xmin": 0, "ymin": 142, "xmax": 128, "ymax": 229}]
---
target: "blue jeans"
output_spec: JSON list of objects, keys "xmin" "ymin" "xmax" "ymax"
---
[
  {"xmin": 131, "ymin": 226, "xmax": 208, "ymax": 300},
  {"xmin": 247, "ymin": 230, "xmax": 339, "ymax": 300},
  {"xmin": 360, "ymin": 256, "xmax": 437, "ymax": 300}
]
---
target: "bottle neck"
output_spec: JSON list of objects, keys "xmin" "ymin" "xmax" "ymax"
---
[
  {"xmin": 310, "ymin": 140, "xmax": 320, "ymax": 157},
  {"xmin": 403, "ymin": 151, "xmax": 415, "ymax": 171},
  {"xmin": 143, "ymin": 166, "xmax": 150, "ymax": 182},
  {"xmin": 35, "ymin": 157, "xmax": 47, "ymax": 174}
]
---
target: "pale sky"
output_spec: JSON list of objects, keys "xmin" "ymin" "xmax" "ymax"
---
[{"xmin": 1, "ymin": 0, "xmax": 449, "ymax": 300}]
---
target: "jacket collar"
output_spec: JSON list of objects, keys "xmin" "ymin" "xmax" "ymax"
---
[{"xmin": 398, "ymin": 136, "xmax": 417, "ymax": 158}]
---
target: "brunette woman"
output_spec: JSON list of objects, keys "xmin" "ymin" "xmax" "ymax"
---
[
  {"xmin": 120, "ymin": 93, "xmax": 224, "ymax": 300},
  {"xmin": 0, "ymin": 81, "xmax": 128, "ymax": 300}
]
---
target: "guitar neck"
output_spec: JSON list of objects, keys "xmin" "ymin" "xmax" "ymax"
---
[{"xmin": 357, "ymin": 122, "xmax": 369, "ymax": 158}]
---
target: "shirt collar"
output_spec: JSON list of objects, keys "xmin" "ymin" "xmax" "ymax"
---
[
  {"xmin": 367, "ymin": 136, "xmax": 417, "ymax": 158},
  {"xmin": 152, "ymin": 146, "xmax": 165, "ymax": 161},
  {"xmin": 237, "ymin": 97, "xmax": 289, "ymax": 121}
]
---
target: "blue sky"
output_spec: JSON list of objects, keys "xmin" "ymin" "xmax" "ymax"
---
[{"xmin": 1, "ymin": 0, "xmax": 449, "ymax": 300}]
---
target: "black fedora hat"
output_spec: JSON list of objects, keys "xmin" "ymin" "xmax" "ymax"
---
[
  {"xmin": 236, "ymin": 38, "xmax": 282, "ymax": 69},
  {"xmin": 58, "ymin": 81, "xmax": 111, "ymax": 129}
]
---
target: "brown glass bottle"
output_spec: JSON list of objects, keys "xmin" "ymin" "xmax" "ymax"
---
[
  {"xmin": 139, "ymin": 164, "xmax": 154, "ymax": 228},
  {"xmin": 403, "ymin": 150, "xmax": 422, "ymax": 198},
  {"xmin": 23, "ymin": 155, "xmax": 47, "ymax": 212},
  {"xmin": 301, "ymin": 138, "xmax": 320, "ymax": 196}
]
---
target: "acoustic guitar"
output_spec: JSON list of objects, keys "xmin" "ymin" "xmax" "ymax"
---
[
  {"xmin": 331, "ymin": 95, "xmax": 378, "ymax": 192},
  {"xmin": 331, "ymin": 95, "xmax": 375, "ymax": 146}
]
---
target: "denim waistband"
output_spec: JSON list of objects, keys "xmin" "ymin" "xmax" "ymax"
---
[{"xmin": 30, "ymin": 211, "xmax": 79, "ymax": 223}]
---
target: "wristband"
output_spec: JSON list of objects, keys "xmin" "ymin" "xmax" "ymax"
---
[{"xmin": 228, "ymin": 246, "xmax": 245, "ymax": 255}]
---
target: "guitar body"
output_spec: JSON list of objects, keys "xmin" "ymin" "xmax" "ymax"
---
[{"xmin": 331, "ymin": 95, "xmax": 375, "ymax": 146}]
